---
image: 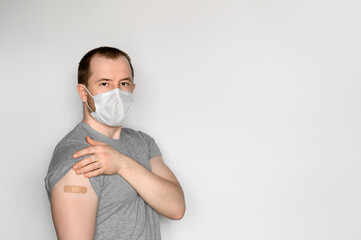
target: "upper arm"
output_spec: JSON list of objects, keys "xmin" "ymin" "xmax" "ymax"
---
[
  {"xmin": 150, "ymin": 155, "xmax": 180, "ymax": 186},
  {"xmin": 50, "ymin": 168, "xmax": 98, "ymax": 240}
]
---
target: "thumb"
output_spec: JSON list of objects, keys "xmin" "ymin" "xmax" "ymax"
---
[{"xmin": 86, "ymin": 136, "xmax": 104, "ymax": 146}]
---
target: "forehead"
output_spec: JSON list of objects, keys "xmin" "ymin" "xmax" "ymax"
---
[{"xmin": 89, "ymin": 55, "xmax": 132, "ymax": 81}]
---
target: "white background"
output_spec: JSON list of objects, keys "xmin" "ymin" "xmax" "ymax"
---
[{"xmin": 1, "ymin": 0, "xmax": 361, "ymax": 239}]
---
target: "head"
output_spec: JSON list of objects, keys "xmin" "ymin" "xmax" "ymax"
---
[
  {"xmin": 78, "ymin": 46, "xmax": 134, "ymax": 87},
  {"xmin": 77, "ymin": 46, "xmax": 136, "ymax": 117}
]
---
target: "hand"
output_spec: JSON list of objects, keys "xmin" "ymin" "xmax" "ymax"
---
[{"xmin": 72, "ymin": 136, "xmax": 126, "ymax": 178}]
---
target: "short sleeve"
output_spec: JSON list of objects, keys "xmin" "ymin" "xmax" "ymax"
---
[
  {"xmin": 138, "ymin": 131, "xmax": 162, "ymax": 159},
  {"xmin": 44, "ymin": 141, "xmax": 103, "ymax": 201}
]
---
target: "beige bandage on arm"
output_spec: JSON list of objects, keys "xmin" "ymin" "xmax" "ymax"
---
[{"xmin": 63, "ymin": 185, "xmax": 87, "ymax": 194}]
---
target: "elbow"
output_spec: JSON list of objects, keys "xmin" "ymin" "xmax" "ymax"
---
[
  {"xmin": 169, "ymin": 202, "xmax": 186, "ymax": 220},
  {"xmin": 172, "ymin": 211, "xmax": 185, "ymax": 220},
  {"xmin": 164, "ymin": 184, "xmax": 186, "ymax": 220}
]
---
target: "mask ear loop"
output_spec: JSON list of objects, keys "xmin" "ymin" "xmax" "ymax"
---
[{"xmin": 83, "ymin": 86, "xmax": 95, "ymax": 113}]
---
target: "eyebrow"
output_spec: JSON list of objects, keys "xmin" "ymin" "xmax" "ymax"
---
[
  {"xmin": 96, "ymin": 78, "xmax": 132, "ymax": 82},
  {"xmin": 120, "ymin": 78, "xmax": 132, "ymax": 82},
  {"xmin": 96, "ymin": 78, "xmax": 111, "ymax": 82}
]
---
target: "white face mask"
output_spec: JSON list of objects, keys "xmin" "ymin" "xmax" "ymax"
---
[{"xmin": 84, "ymin": 86, "xmax": 133, "ymax": 127}]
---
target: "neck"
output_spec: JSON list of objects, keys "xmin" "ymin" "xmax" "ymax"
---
[{"xmin": 82, "ymin": 104, "xmax": 123, "ymax": 140}]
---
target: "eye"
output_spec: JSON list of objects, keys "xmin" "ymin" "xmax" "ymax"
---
[
  {"xmin": 101, "ymin": 82, "xmax": 108, "ymax": 86},
  {"xmin": 121, "ymin": 82, "xmax": 129, "ymax": 86}
]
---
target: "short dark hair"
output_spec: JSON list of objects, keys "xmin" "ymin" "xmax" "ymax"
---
[{"xmin": 78, "ymin": 46, "xmax": 134, "ymax": 86}]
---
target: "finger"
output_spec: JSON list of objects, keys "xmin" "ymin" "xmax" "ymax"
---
[
  {"xmin": 76, "ymin": 161, "xmax": 101, "ymax": 175},
  {"xmin": 73, "ymin": 146, "xmax": 97, "ymax": 158},
  {"xmin": 86, "ymin": 136, "xmax": 106, "ymax": 146},
  {"xmin": 84, "ymin": 168, "xmax": 103, "ymax": 178},
  {"xmin": 73, "ymin": 155, "xmax": 96, "ymax": 169}
]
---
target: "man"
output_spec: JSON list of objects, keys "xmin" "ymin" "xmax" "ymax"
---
[{"xmin": 44, "ymin": 46, "xmax": 185, "ymax": 240}]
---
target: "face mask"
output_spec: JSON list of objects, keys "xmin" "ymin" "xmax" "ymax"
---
[{"xmin": 84, "ymin": 86, "xmax": 133, "ymax": 127}]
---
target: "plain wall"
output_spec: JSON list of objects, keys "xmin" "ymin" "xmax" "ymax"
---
[{"xmin": 1, "ymin": 0, "xmax": 361, "ymax": 239}]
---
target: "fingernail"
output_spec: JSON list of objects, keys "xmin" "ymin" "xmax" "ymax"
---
[
  {"xmin": 74, "ymin": 165, "xmax": 78, "ymax": 169},
  {"xmin": 73, "ymin": 154, "xmax": 78, "ymax": 158}
]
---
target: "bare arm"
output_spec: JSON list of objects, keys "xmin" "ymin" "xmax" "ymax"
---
[
  {"xmin": 72, "ymin": 136, "xmax": 185, "ymax": 220},
  {"xmin": 118, "ymin": 155, "xmax": 186, "ymax": 220},
  {"xmin": 50, "ymin": 168, "xmax": 98, "ymax": 240}
]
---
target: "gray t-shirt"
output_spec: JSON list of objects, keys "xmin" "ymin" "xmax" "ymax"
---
[{"xmin": 44, "ymin": 121, "xmax": 162, "ymax": 240}]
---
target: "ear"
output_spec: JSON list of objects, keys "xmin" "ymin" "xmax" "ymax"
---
[
  {"xmin": 132, "ymin": 83, "xmax": 136, "ymax": 93},
  {"xmin": 77, "ymin": 84, "xmax": 88, "ymax": 103}
]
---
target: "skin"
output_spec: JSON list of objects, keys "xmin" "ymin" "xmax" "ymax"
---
[
  {"xmin": 51, "ymin": 166, "xmax": 98, "ymax": 239},
  {"xmin": 73, "ymin": 55, "xmax": 186, "ymax": 220}
]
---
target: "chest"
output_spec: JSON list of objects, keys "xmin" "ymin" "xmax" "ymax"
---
[
  {"xmin": 97, "ymin": 139, "xmax": 151, "ymax": 209},
  {"xmin": 113, "ymin": 138, "xmax": 151, "ymax": 171}
]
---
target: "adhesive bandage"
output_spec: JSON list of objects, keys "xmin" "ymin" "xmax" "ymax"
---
[{"xmin": 63, "ymin": 185, "xmax": 87, "ymax": 194}]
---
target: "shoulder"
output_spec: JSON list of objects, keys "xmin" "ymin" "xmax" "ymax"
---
[
  {"xmin": 49, "ymin": 123, "xmax": 90, "ymax": 171},
  {"xmin": 55, "ymin": 123, "xmax": 88, "ymax": 150},
  {"xmin": 45, "ymin": 123, "xmax": 102, "ymax": 200}
]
